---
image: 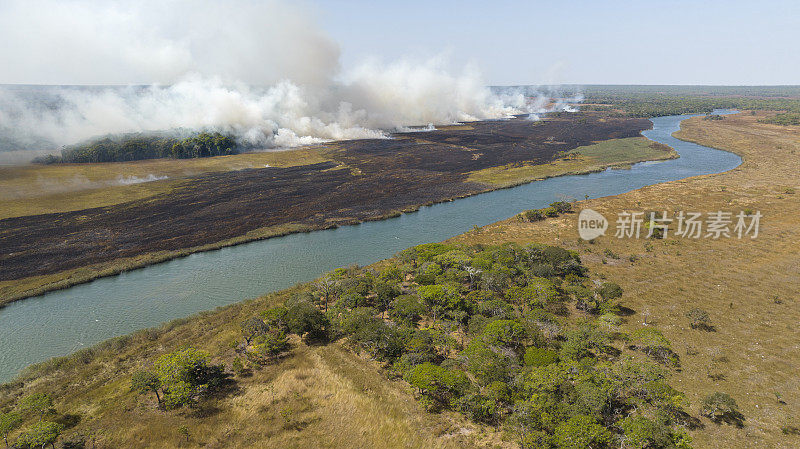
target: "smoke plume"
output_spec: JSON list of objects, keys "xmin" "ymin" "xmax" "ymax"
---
[{"xmin": 0, "ymin": 0, "xmax": 568, "ymax": 163}]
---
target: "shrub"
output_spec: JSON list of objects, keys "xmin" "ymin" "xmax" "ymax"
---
[
  {"xmin": 390, "ymin": 295, "xmax": 426, "ymax": 325},
  {"xmin": 700, "ymin": 392, "xmax": 745, "ymax": 426},
  {"xmin": 542, "ymin": 207, "xmax": 559, "ymax": 217},
  {"xmin": 405, "ymin": 363, "xmax": 471, "ymax": 410},
  {"xmin": 286, "ymin": 302, "xmax": 329, "ymax": 341},
  {"xmin": 522, "ymin": 209, "xmax": 546, "ymax": 222},
  {"xmin": 597, "ymin": 282, "xmax": 623, "ymax": 300},
  {"xmin": 619, "ymin": 415, "xmax": 673, "ymax": 449},
  {"xmin": 15, "ymin": 421, "xmax": 64, "ymax": 449},
  {"xmin": 549, "ymin": 201, "xmax": 572, "ymax": 214},
  {"xmin": 523, "ymin": 347, "xmax": 558, "ymax": 367},
  {"xmin": 458, "ymin": 393, "xmax": 501, "ymax": 425},
  {"xmin": 231, "ymin": 357, "xmax": 246, "ymax": 376},
  {"xmin": 250, "ymin": 330, "xmax": 290, "ymax": 362},
  {"xmin": 630, "ymin": 328, "xmax": 679, "ymax": 366},
  {"xmin": 552, "ymin": 415, "xmax": 612, "ymax": 449},
  {"xmin": 685, "ymin": 308, "xmax": 714, "ymax": 331},
  {"xmin": 241, "ymin": 317, "xmax": 269, "ymax": 345}
]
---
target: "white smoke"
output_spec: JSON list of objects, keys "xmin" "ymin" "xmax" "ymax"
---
[
  {"xmin": 0, "ymin": 0, "xmax": 559, "ymax": 163},
  {"xmin": 116, "ymin": 174, "xmax": 170, "ymax": 185}
]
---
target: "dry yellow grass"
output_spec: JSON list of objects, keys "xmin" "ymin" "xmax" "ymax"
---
[
  {"xmin": 0, "ymin": 147, "xmax": 331, "ymax": 219},
  {"xmin": 0, "ymin": 285, "xmax": 508, "ymax": 449},
  {"xmin": 451, "ymin": 111, "xmax": 800, "ymax": 448}
]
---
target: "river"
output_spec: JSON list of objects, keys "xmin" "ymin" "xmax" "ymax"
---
[{"xmin": 0, "ymin": 111, "xmax": 741, "ymax": 383}]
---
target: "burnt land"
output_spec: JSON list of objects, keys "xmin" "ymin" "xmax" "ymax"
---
[{"xmin": 0, "ymin": 113, "xmax": 651, "ymax": 283}]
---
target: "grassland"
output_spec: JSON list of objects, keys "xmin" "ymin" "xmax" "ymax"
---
[
  {"xmin": 451, "ymin": 111, "xmax": 800, "ymax": 448},
  {"xmin": 1, "ymin": 111, "xmax": 797, "ymax": 448}
]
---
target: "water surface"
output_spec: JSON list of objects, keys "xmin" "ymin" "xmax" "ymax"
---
[{"xmin": 0, "ymin": 111, "xmax": 741, "ymax": 382}]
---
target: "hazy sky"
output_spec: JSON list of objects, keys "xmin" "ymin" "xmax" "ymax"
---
[{"xmin": 317, "ymin": 0, "xmax": 800, "ymax": 86}]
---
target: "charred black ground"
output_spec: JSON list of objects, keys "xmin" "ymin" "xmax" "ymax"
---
[{"xmin": 0, "ymin": 113, "xmax": 650, "ymax": 281}]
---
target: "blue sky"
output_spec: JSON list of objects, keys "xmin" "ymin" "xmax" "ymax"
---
[{"xmin": 316, "ymin": 0, "xmax": 800, "ymax": 85}]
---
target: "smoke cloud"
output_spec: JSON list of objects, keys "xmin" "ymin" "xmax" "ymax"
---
[{"xmin": 0, "ymin": 0, "xmax": 570, "ymax": 163}]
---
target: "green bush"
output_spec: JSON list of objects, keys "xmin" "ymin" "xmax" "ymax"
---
[
  {"xmin": 619, "ymin": 415, "xmax": 673, "ymax": 449},
  {"xmin": 523, "ymin": 347, "xmax": 558, "ymax": 367},
  {"xmin": 286, "ymin": 302, "xmax": 329, "ymax": 341},
  {"xmin": 700, "ymin": 392, "xmax": 744, "ymax": 426},
  {"xmin": 552, "ymin": 415, "xmax": 612, "ymax": 449},
  {"xmin": 390, "ymin": 295, "xmax": 426, "ymax": 325},
  {"xmin": 405, "ymin": 363, "xmax": 471, "ymax": 410},
  {"xmin": 597, "ymin": 282, "xmax": 623, "ymax": 300},
  {"xmin": 15, "ymin": 421, "xmax": 64, "ymax": 449}
]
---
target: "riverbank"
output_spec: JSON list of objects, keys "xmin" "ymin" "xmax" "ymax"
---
[
  {"xmin": 0, "ymin": 113, "xmax": 665, "ymax": 306},
  {"xmin": 450, "ymin": 111, "xmax": 800, "ymax": 448}
]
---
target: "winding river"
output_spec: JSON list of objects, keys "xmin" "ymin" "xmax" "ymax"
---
[{"xmin": 0, "ymin": 111, "xmax": 741, "ymax": 383}]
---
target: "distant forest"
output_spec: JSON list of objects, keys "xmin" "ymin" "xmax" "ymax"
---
[
  {"xmin": 575, "ymin": 85, "xmax": 800, "ymax": 118},
  {"xmin": 34, "ymin": 132, "xmax": 237, "ymax": 164}
]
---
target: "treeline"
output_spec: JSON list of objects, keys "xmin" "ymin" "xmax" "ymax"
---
[
  {"xmin": 581, "ymin": 91, "xmax": 800, "ymax": 118},
  {"xmin": 126, "ymin": 241, "xmax": 744, "ymax": 448},
  {"xmin": 33, "ymin": 132, "xmax": 237, "ymax": 164},
  {"xmin": 760, "ymin": 112, "xmax": 800, "ymax": 126}
]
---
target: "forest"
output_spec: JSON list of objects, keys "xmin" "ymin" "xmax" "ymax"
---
[
  {"xmin": 576, "ymin": 85, "xmax": 800, "ymax": 118},
  {"xmin": 33, "ymin": 132, "xmax": 237, "ymax": 164}
]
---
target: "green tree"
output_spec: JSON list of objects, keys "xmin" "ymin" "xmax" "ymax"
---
[
  {"xmin": 313, "ymin": 276, "xmax": 341, "ymax": 312},
  {"xmin": 619, "ymin": 416, "xmax": 673, "ymax": 449},
  {"xmin": 153, "ymin": 347, "xmax": 225, "ymax": 409},
  {"xmin": 130, "ymin": 370, "xmax": 162, "ymax": 404},
  {"xmin": 390, "ymin": 295, "xmax": 426, "ymax": 326},
  {"xmin": 701, "ymin": 392, "xmax": 744, "ymax": 426},
  {"xmin": 506, "ymin": 277, "xmax": 560, "ymax": 311},
  {"xmin": 261, "ymin": 306, "xmax": 289, "ymax": 330},
  {"xmin": 15, "ymin": 421, "xmax": 63, "ymax": 449},
  {"xmin": 417, "ymin": 284, "xmax": 463, "ymax": 325},
  {"xmin": 523, "ymin": 347, "xmax": 559, "ymax": 367},
  {"xmin": 286, "ymin": 302, "xmax": 329, "ymax": 341},
  {"xmin": 480, "ymin": 319, "xmax": 528, "ymax": 350},
  {"xmin": 461, "ymin": 340, "xmax": 513, "ymax": 385},
  {"xmin": 552, "ymin": 414, "xmax": 612, "ymax": 449},
  {"xmin": 241, "ymin": 317, "xmax": 269, "ymax": 345},
  {"xmin": 250, "ymin": 330, "xmax": 290, "ymax": 362},
  {"xmin": 374, "ymin": 281, "xmax": 401, "ymax": 318},
  {"xmin": 405, "ymin": 363, "xmax": 471, "ymax": 410},
  {"xmin": 0, "ymin": 411, "xmax": 22, "ymax": 448}
]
